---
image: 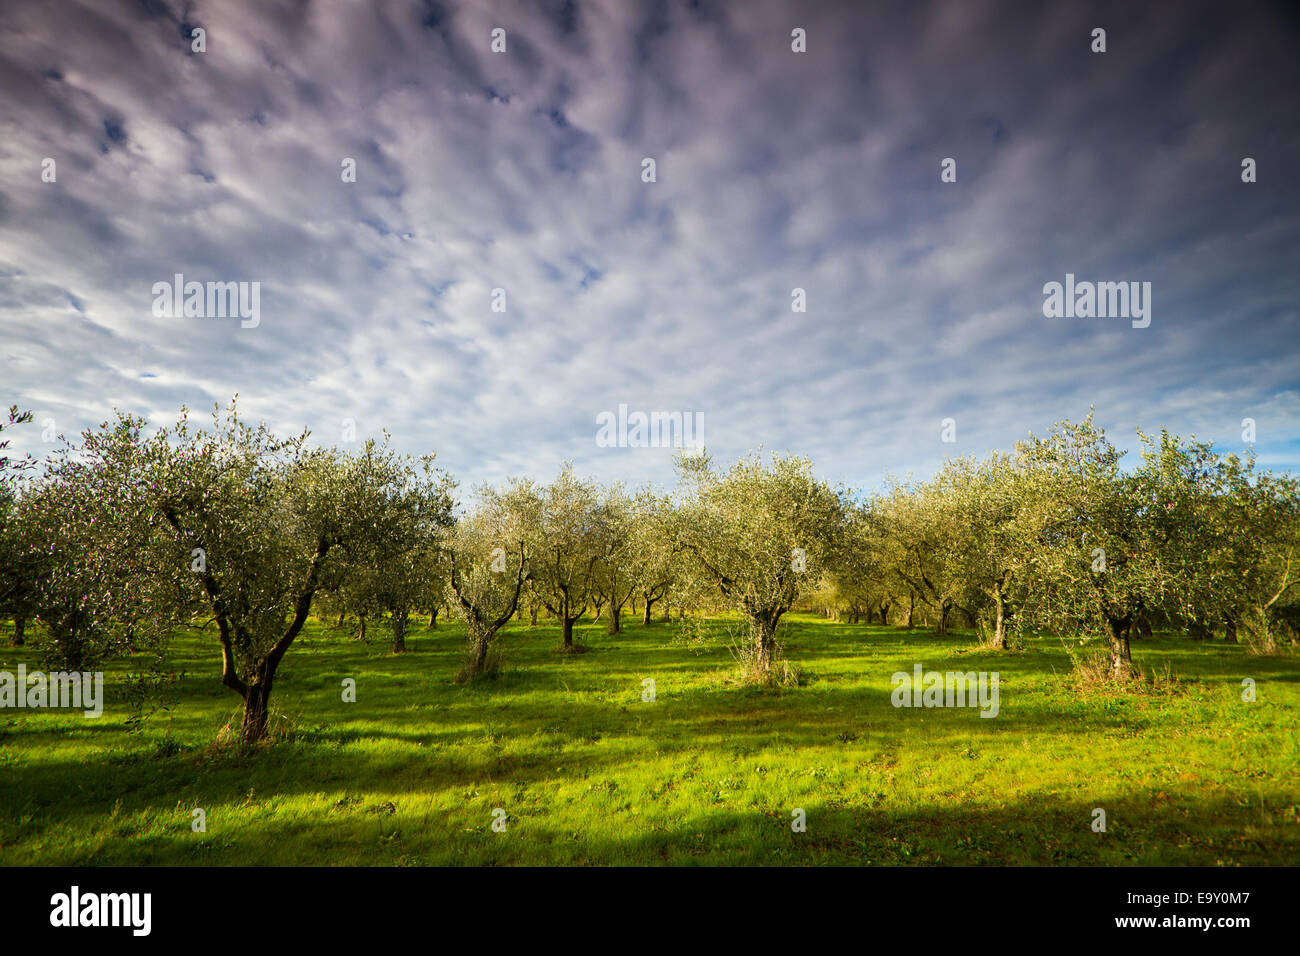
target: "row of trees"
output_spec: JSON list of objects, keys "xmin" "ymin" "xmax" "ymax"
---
[
  {"xmin": 821, "ymin": 420, "xmax": 1299, "ymax": 674},
  {"xmin": 1, "ymin": 401, "xmax": 1296, "ymax": 742}
]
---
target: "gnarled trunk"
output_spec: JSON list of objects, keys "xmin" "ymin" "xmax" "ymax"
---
[
  {"xmin": 10, "ymin": 616, "xmax": 24, "ymax": 647},
  {"xmin": 463, "ymin": 626, "xmax": 493, "ymax": 677},
  {"xmin": 241, "ymin": 678, "xmax": 274, "ymax": 744},
  {"xmin": 745, "ymin": 608, "xmax": 785, "ymax": 677},
  {"xmin": 752, "ymin": 614, "xmax": 779, "ymax": 674}
]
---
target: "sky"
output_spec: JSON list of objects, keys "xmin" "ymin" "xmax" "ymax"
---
[{"xmin": 1, "ymin": 0, "xmax": 1297, "ymax": 497}]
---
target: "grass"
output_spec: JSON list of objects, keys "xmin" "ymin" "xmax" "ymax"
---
[{"xmin": 1, "ymin": 613, "xmax": 1297, "ymax": 865}]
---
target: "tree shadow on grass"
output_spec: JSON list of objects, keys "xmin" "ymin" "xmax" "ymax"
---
[{"xmin": 20, "ymin": 790, "xmax": 1295, "ymax": 866}]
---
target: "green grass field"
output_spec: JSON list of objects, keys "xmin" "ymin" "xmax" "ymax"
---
[{"xmin": 1, "ymin": 614, "xmax": 1297, "ymax": 865}]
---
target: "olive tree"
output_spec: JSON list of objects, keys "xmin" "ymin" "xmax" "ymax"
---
[
  {"xmin": 820, "ymin": 501, "xmax": 881, "ymax": 625},
  {"xmin": 675, "ymin": 451, "xmax": 846, "ymax": 678},
  {"xmin": 868, "ymin": 482, "xmax": 965, "ymax": 631},
  {"xmin": 446, "ymin": 480, "xmax": 536, "ymax": 676},
  {"xmin": 627, "ymin": 489, "xmax": 679, "ymax": 626},
  {"xmin": 1228, "ymin": 471, "xmax": 1300, "ymax": 650},
  {"xmin": 931, "ymin": 453, "xmax": 1028, "ymax": 647},
  {"xmin": 331, "ymin": 455, "xmax": 455, "ymax": 653},
  {"xmin": 13, "ymin": 416, "xmax": 169, "ymax": 668},
  {"xmin": 1011, "ymin": 415, "xmax": 1167, "ymax": 677},
  {"xmin": 1150, "ymin": 439, "xmax": 1300, "ymax": 650},
  {"xmin": 0, "ymin": 407, "xmax": 34, "ymax": 645},
  {"xmin": 591, "ymin": 484, "xmax": 638, "ymax": 634},
  {"xmin": 530, "ymin": 464, "xmax": 603, "ymax": 651},
  {"xmin": 142, "ymin": 402, "xmax": 425, "ymax": 742}
]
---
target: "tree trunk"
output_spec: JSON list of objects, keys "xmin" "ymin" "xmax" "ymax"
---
[
  {"xmin": 428, "ymin": 606, "xmax": 438, "ymax": 629},
  {"xmin": 241, "ymin": 679, "xmax": 274, "ymax": 744},
  {"xmin": 356, "ymin": 614, "xmax": 367, "ymax": 641},
  {"xmin": 642, "ymin": 597, "xmax": 657, "ymax": 625},
  {"xmin": 1107, "ymin": 615, "xmax": 1133, "ymax": 678},
  {"xmin": 751, "ymin": 614, "xmax": 779, "ymax": 675},
  {"xmin": 906, "ymin": 593, "xmax": 915, "ymax": 628},
  {"xmin": 336, "ymin": 610, "xmax": 345, "ymax": 628},
  {"xmin": 1224, "ymin": 614, "xmax": 1238, "ymax": 644},
  {"xmin": 607, "ymin": 603, "xmax": 622, "ymax": 634},
  {"xmin": 558, "ymin": 592, "xmax": 575, "ymax": 650},
  {"xmin": 391, "ymin": 607, "xmax": 408, "ymax": 653},
  {"xmin": 10, "ymin": 616, "xmax": 24, "ymax": 647},
  {"xmin": 993, "ymin": 590, "xmax": 1008, "ymax": 649},
  {"xmin": 469, "ymin": 629, "xmax": 491, "ymax": 675},
  {"xmin": 51, "ymin": 616, "xmax": 90, "ymax": 670}
]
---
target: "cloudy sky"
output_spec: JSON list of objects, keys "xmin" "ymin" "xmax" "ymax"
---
[{"xmin": 1, "ymin": 0, "xmax": 1297, "ymax": 495}]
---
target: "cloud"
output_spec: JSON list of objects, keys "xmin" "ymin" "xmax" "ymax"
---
[{"xmin": 0, "ymin": 0, "xmax": 1296, "ymax": 496}]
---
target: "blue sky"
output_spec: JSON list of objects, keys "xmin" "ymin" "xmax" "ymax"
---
[{"xmin": 1, "ymin": 0, "xmax": 1297, "ymax": 496}]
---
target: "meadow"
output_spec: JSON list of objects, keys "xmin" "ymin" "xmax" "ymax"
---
[{"xmin": 1, "ymin": 615, "xmax": 1296, "ymax": 866}]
